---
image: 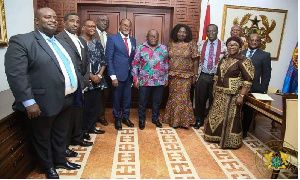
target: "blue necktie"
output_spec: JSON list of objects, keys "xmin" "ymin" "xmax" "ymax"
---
[
  {"xmin": 48, "ymin": 38, "xmax": 76, "ymax": 88},
  {"xmin": 248, "ymin": 50, "xmax": 254, "ymax": 58}
]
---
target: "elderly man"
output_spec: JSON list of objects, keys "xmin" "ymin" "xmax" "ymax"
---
[
  {"xmin": 242, "ymin": 33, "xmax": 271, "ymax": 138},
  {"xmin": 132, "ymin": 29, "xmax": 168, "ymax": 130},
  {"xmin": 5, "ymin": 7, "xmax": 81, "ymax": 179},
  {"xmin": 94, "ymin": 15, "xmax": 113, "ymax": 126},
  {"xmin": 230, "ymin": 24, "xmax": 248, "ymax": 50},
  {"xmin": 106, "ymin": 19, "xmax": 137, "ymax": 130},
  {"xmin": 194, "ymin": 24, "xmax": 227, "ymax": 129}
]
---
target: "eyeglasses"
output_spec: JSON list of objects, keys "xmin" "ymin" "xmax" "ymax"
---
[
  {"xmin": 249, "ymin": 39, "xmax": 260, "ymax": 43},
  {"xmin": 121, "ymin": 24, "xmax": 131, "ymax": 28}
]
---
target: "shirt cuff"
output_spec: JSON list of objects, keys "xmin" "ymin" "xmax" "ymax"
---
[
  {"xmin": 110, "ymin": 75, "xmax": 117, "ymax": 80},
  {"xmin": 22, "ymin": 99, "xmax": 36, "ymax": 107}
]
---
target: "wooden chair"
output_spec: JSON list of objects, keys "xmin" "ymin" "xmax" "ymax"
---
[{"xmin": 271, "ymin": 94, "xmax": 298, "ymax": 179}]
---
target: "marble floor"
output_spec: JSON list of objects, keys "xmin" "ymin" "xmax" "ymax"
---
[{"xmin": 27, "ymin": 108, "xmax": 297, "ymax": 179}]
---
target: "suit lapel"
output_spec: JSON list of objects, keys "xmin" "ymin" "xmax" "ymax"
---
[
  {"xmin": 34, "ymin": 30, "xmax": 62, "ymax": 73},
  {"xmin": 62, "ymin": 31, "xmax": 81, "ymax": 58},
  {"xmin": 251, "ymin": 48, "xmax": 261, "ymax": 60},
  {"xmin": 117, "ymin": 33, "xmax": 129, "ymax": 57}
]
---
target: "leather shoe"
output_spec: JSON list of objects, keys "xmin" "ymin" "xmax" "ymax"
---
[
  {"xmin": 83, "ymin": 133, "xmax": 91, "ymax": 140},
  {"xmin": 152, "ymin": 120, "xmax": 162, "ymax": 128},
  {"xmin": 99, "ymin": 118, "xmax": 108, "ymax": 126},
  {"xmin": 122, "ymin": 118, "xmax": 134, "ymax": 127},
  {"xmin": 55, "ymin": 160, "xmax": 79, "ymax": 170},
  {"xmin": 46, "ymin": 167, "xmax": 59, "ymax": 179},
  {"xmin": 193, "ymin": 121, "xmax": 204, "ymax": 129},
  {"xmin": 243, "ymin": 132, "xmax": 247, "ymax": 139},
  {"xmin": 66, "ymin": 148, "xmax": 78, "ymax": 157},
  {"xmin": 115, "ymin": 121, "xmax": 122, "ymax": 130},
  {"xmin": 80, "ymin": 141, "xmax": 93, "ymax": 147},
  {"xmin": 68, "ymin": 161, "xmax": 81, "ymax": 169},
  {"xmin": 89, "ymin": 129, "xmax": 105, "ymax": 134},
  {"xmin": 139, "ymin": 121, "xmax": 145, "ymax": 130}
]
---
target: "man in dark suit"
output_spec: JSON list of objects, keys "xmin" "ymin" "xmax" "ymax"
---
[
  {"xmin": 242, "ymin": 33, "xmax": 272, "ymax": 138},
  {"xmin": 5, "ymin": 7, "xmax": 81, "ymax": 179},
  {"xmin": 106, "ymin": 19, "xmax": 136, "ymax": 130},
  {"xmin": 94, "ymin": 15, "xmax": 113, "ymax": 126},
  {"xmin": 56, "ymin": 12, "xmax": 93, "ymax": 157}
]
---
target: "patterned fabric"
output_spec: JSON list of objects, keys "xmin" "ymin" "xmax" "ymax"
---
[
  {"xmin": 162, "ymin": 41, "xmax": 199, "ymax": 127},
  {"xmin": 132, "ymin": 41, "xmax": 168, "ymax": 86},
  {"xmin": 204, "ymin": 53, "xmax": 255, "ymax": 149},
  {"xmin": 207, "ymin": 42, "xmax": 214, "ymax": 70},
  {"xmin": 85, "ymin": 38, "xmax": 108, "ymax": 90},
  {"xmin": 124, "ymin": 37, "xmax": 129, "ymax": 54}
]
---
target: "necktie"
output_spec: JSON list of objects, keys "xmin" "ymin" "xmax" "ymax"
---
[
  {"xmin": 124, "ymin": 37, "xmax": 129, "ymax": 55},
  {"xmin": 99, "ymin": 31, "xmax": 105, "ymax": 49},
  {"xmin": 207, "ymin": 42, "xmax": 214, "ymax": 70},
  {"xmin": 47, "ymin": 38, "xmax": 76, "ymax": 88},
  {"xmin": 248, "ymin": 50, "xmax": 254, "ymax": 58}
]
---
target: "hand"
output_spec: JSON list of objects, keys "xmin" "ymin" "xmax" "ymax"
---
[
  {"xmin": 25, "ymin": 103, "xmax": 41, "ymax": 119},
  {"xmin": 112, "ymin": 79, "xmax": 118, "ymax": 87},
  {"xmin": 134, "ymin": 81, "xmax": 139, "ymax": 89},
  {"xmin": 164, "ymin": 81, "xmax": 169, "ymax": 87},
  {"xmin": 91, "ymin": 74, "xmax": 100, "ymax": 84},
  {"xmin": 236, "ymin": 95, "xmax": 244, "ymax": 106}
]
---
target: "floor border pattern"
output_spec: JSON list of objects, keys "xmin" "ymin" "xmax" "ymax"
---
[
  {"xmin": 156, "ymin": 128, "xmax": 200, "ymax": 179},
  {"xmin": 193, "ymin": 127, "xmax": 256, "ymax": 179},
  {"xmin": 111, "ymin": 128, "xmax": 140, "ymax": 179},
  {"xmin": 58, "ymin": 134, "xmax": 96, "ymax": 179},
  {"xmin": 258, "ymin": 126, "xmax": 281, "ymax": 139}
]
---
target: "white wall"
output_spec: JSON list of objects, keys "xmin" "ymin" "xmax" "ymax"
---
[
  {"xmin": 0, "ymin": 0, "xmax": 34, "ymax": 92},
  {"xmin": 199, "ymin": 0, "xmax": 298, "ymax": 90}
]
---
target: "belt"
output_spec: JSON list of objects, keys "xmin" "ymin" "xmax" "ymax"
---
[{"xmin": 201, "ymin": 72, "xmax": 215, "ymax": 76}]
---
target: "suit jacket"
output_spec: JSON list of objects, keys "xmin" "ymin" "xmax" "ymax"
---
[
  {"xmin": 56, "ymin": 30, "xmax": 90, "ymax": 89},
  {"xmin": 93, "ymin": 30, "xmax": 113, "ymax": 87},
  {"xmin": 241, "ymin": 48, "xmax": 271, "ymax": 93},
  {"xmin": 106, "ymin": 33, "xmax": 136, "ymax": 81},
  {"xmin": 5, "ymin": 29, "xmax": 81, "ymax": 117},
  {"xmin": 197, "ymin": 39, "xmax": 227, "ymax": 75}
]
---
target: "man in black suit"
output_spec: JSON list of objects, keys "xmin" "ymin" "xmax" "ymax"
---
[
  {"xmin": 5, "ymin": 7, "xmax": 81, "ymax": 179},
  {"xmin": 56, "ymin": 12, "xmax": 93, "ymax": 157},
  {"xmin": 94, "ymin": 15, "xmax": 113, "ymax": 126},
  {"xmin": 241, "ymin": 33, "xmax": 272, "ymax": 138}
]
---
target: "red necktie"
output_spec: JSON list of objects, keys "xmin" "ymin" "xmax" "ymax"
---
[
  {"xmin": 207, "ymin": 42, "xmax": 214, "ymax": 70},
  {"xmin": 124, "ymin": 37, "xmax": 129, "ymax": 54}
]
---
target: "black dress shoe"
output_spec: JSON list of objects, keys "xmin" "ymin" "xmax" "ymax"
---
[
  {"xmin": 68, "ymin": 161, "xmax": 81, "ymax": 169},
  {"xmin": 55, "ymin": 161, "xmax": 79, "ymax": 170},
  {"xmin": 115, "ymin": 121, "xmax": 122, "ymax": 130},
  {"xmin": 89, "ymin": 129, "xmax": 105, "ymax": 134},
  {"xmin": 122, "ymin": 118, "xmax": 134, "ymax": 127},
  {"xmin": 66, "ymin": 148, "xmax": 78, "ymax": 157},
  {"xmin": 139, "ymin": 121, "xmax": 145, "ymax": 130},
  {"xmin": 80, "ymin": 141, "xmax": 93, "ymax": 147},
  {"xmin": 46, "ymin": 167, "xmax": 59, "ymax": 179},
  {"xmin": 243, "ymin": 132, "xmax": 247, "ymax": 139},
  {"xmin": 99, "ymin": 118, "xmax": 108, "ymax": 126},
  {"xmin": 83, "ymin": 133, "xmax": 91, "ymax": 140},
  {"xmin": 152, "ymin": 120, "xmax": 162, "ymax": 128},
  {"xmin": 193, "ymin": 121, "xmax": 204, "ymax": 129}
]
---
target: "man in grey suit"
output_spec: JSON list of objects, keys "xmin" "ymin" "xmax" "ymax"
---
[
  {"xmin": 241, "ymin": 33, "xmax": 271, "ymax": 138},
  {"xmin": 94, "ymin": 15, "xmax": 113, "ymax": 126},
  {"xmin": 56, "ymin": 12, "xmax": 92, "ymax": 157},
  {"xmin": 5, "ymin": 7, "xmax": 81, "ymax": 179}
]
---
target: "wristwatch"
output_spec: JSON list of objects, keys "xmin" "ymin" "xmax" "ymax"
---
[
  {"xmin": 97, "ymin": 74, "xmax": 102, "ymax": 79},
  {"xmin": 239, "ymin": 94, "xmax": 245, "ymax": 98}
]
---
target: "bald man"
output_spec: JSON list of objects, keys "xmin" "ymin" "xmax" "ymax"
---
[{"xmin": 230, "ymin": 25, "xmax": 248, "ymax": 50}]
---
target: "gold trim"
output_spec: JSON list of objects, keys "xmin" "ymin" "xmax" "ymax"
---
[
  {"xmin": 245, "ymin": 102, "xmax": 282, "ymax": 124},
  {"xmin": 221, "ymin": 5, "xmax": 288, "ymax": 60},
  {"xmin": 0, "ymin": 0, "xmax": 8, "ymax": 46}
]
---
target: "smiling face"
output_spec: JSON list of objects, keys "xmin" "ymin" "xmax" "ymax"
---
[
  {"xmin": 206, "ymin": 25, "xmax": 218, "ymax": 42},
  {"xmin": 248, "ymin": 34, "xmax": 261, "ymax": 50},
  {"xmin": 82, "ymin": 20, "xmax": 96, "ymax": 36},
  {"xmin": 230, "ymin": 25, "xmax": 242, "ymax": 37},
  {"xmin": 35, "ymin": 8, "xmax": 58, "ymax": 37},
  {"xmin": 64, "ymin": 15, "xmax": 80, "ymax": 34},
  {"xmin": 227, "ymin": 40, "xmax": 240, "ymax": 55},
  {"xmin": 177, "ymin": 27, "xmax": 187, "ymax": 42}
]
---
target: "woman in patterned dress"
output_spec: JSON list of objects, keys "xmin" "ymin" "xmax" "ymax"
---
[
  {"xmin": 204, "ymin": 37, "xmax": 255, "ymax": 149},
  {"xmin": 162, "ymin": 24, "xmax": 199, "ymax": 128}
]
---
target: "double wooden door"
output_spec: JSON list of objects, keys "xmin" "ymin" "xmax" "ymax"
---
[{"xmin": 79, "ymin": 5, "xmax": 172, "ymax": 108}]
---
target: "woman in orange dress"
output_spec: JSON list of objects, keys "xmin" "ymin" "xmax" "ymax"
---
[{"xmin": 162, "ymin": 24, "xmax": 199, "ymax": 128}]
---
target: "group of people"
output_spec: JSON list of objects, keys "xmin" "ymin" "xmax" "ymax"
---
[{"xmin": 4, "ymin": 7, "xmax": 271, "ymax": 179}]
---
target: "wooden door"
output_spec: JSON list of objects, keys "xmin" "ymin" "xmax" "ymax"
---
[{"xmin": 78, "ymin": 5, "xmax": 172, "ymax": 108}]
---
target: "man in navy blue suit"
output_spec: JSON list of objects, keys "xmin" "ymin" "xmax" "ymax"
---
[{"xmin": 106, "ymin": 19, "xmax": 136, "ymax": 130}]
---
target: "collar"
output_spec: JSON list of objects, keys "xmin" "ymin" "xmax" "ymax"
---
[
  {"xmin": 119, "ymin": 32, "xmax": 129, "ymax": 39},
  {"xmin": 96, "ymin": 27, "xmax": 107, "ymax": 35},
  {"xmin": 64, "ymin": 29, "xmax": 77, "ymax": 38},
  {"xmin": 208, "ymin": 39, "xmax": 218, "ymax": 45},
  {"xmin": 143, "ymin": 41, "xmax": 160, "ymax": 49},
  {"xmin": 38, "ymin": 30, "xmax": 55, "ymax": 41}
]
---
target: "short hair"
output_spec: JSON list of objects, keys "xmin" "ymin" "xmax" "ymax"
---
[
  {"xmin": 206, "ymin": 24, "xmax": 218, "ymax": 32},
  {"xmin": 226, "ymin": 36, "xmax": 242, "ymax": 48},
  {"xmin": 82, "ymin": 19, "xmax": 94, "ymax": 26},
  {"xmin": 170, "ymin": 24, "xmax": 193, "ymax": 42},
  {"xmin": 119, "ymin": 19, "xmax": 132, "ymax": 26},
  {"xmin": 64, "ymin": 12, "xmax": 79, "ymax": 21},
  {"xmin": 34, "ymin": 7, "xmax": 52, "ymax": 19},
  {"xmin": 248, "ymin": 33, "xmax": 261, "ymax": 41}
]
